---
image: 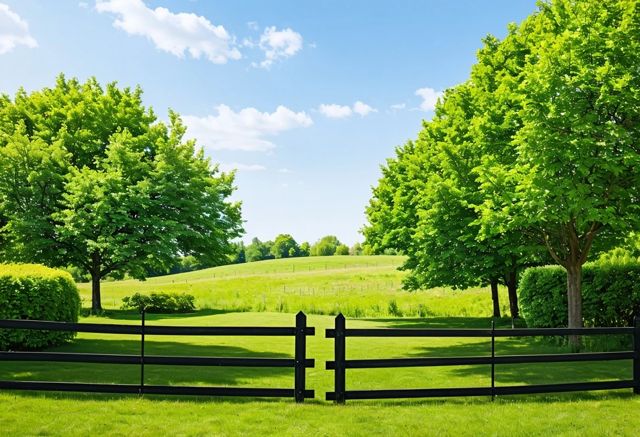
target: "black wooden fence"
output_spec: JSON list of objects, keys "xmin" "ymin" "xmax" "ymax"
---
[
  {"xmin": 0, "ymin": 311, "xmax": 315, "ymax": 402},
  {"xmin": 325, "ymin": 314, "xmax": 640, "ymax": 403}
]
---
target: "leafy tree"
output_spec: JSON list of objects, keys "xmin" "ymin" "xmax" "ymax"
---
[
  {"xmin": 299, "ymin": 242, "xmax": 310, "ymax": 257},
  {"xmin": 475, "ymin": 0, "xmax": 640, "ymax": 335},
  {"xmin": 335, "ymin": 244, "xmax": 350, "ymax": 255},
  {"xmin": 245, "ymin": 238, "xmax": 269, "ymax": 262},
  {"xmin": 350, "ymin": 242, "xmax": 364, "ymax": 256},
  {"xmin": 228, "ymin": 242, "xmax": 246, "ymax": 264},
  {"xmin": 0, "ymin": 76, "xmax": 243, "ymax": 311},
  {"xmin": 270, "ymin": 234, "xmax": 300, "ymax": 259},
  {"xmin": 364, "ymin": 82, "xmax": 542, "ymax": 319},
  {"xmin": 310, "ymin": 235, "xmax": 341, "ymax": 256}
]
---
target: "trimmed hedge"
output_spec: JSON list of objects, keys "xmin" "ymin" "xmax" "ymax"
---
[
  {"xmin": 520, "ymin": 263, "xmax": 640, "ymax": 328},
  {"xmin": 0, "ymin": 264, "xmax": 81, "ymax": 350},
  {"xmin": 121, "ymin": 292, "xmax": 196, "ymax": 313}
]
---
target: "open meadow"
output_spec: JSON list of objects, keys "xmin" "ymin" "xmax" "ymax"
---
[
  {"xmin": 1, "ymin": 258, "xmax": 639, "ymax": 436},
  {"xmin": 77, "ymin": 256, "xmax": 511, "ymax": 318}
]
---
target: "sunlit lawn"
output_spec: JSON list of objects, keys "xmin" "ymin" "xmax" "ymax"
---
[{"xmin": 0, "ymin": 311, "xmax": 638, "ymax": 436}]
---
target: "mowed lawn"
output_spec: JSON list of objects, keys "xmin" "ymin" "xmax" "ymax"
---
[
  {"xmin": 76, "ymin": 256, "xmax": 511, "ymax": 318},
  {"xmin": 0, "ymin": 311, "xmax": 638, "ymax": 436}
]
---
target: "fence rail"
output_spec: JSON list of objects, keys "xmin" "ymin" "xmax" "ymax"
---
[
  {"xmin": 325, "ymin": 314, "xmax": 640, "ymax": 403},
  {"xmin": 0, "ymin": 311, "xmax": 315, "ymax": 402}
]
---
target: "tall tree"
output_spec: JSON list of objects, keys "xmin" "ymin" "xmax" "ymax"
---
[
  {"xmin": 475, "ymin": 0, "xmax": 640, "ymax": 338},
  {"xmin": 270, "ymin": 234, "xmax": 300, "ymax": 259},
  {"xmin": 0, "ymin": 76, "xmax": 243, "ymax": 311}
]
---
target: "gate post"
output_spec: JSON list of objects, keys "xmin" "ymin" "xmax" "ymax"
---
[
  {"xmin": 294, "ymin": 311, "xmax": 307, "ymax": 403},
  {"xmin": 139, "ymin": 309, "xmax": 146, "ymax": 396},
  {"xmin": 634, "ymin": 316, "xmax": 639, "ymax": 395},
  {"xmin": 334, "ymin": 313, "xmax": 346, "ymax": 404},
  {"xmin": 491, "ymin": 319, "xmax": 496, "ymax": 401}
]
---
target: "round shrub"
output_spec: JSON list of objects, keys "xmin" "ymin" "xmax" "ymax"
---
[
  {"xmin": 520, "ymin": 262, "xmax": 640, "ymax": 328},
  {"xmin": 0, "ymin": 264, "xmax": 81, "ymax": 350},
  {"xmin": 121, "ymin": 292, "xmax": 196, "ymax": 313}
]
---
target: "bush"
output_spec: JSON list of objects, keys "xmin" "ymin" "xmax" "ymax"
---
[
  {"xmin": 520, "ymin": 262, "xmax": 640, "ymax": 328},
  {"xmin": 0, "ymin": 264, "xmax": 80, "ymax": 350},
  {"xmin": 121, "ymin": 292, "xmax": 196, "ymax": 313}
]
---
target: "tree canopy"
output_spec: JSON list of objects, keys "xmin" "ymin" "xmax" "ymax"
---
[
  {"xmin": 0, "ymin": 75, "xmax": 243, "ymax": 311},
  {"xmin": 365, "ymin": 0, "xmax": 640, "ymax": 330}
]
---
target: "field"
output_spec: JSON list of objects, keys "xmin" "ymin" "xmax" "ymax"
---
[
  {"xmin": 1, "ymin": 257, "xmax": 639, "ymax": 436},
  {"xmin": 77, "ymin": 256, "xmax": 511, "ymax": 318}
]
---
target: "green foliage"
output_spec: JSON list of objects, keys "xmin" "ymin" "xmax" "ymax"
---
[
  {"xmin": 365, "ymin": 0, "xmax": 640, "ymax": 327},
  {"xmin": 227, "ymin": 242, "xmax": 246, "ymax": 264},
  {"xmin": 335, "ymin": 244, "xmax": 349, "ymax": 256},
  {"xmin": 0, "ymin": 264, "xmax": 80, "ymax": 350},
  {"xmin": 299, "ymin": 242, "xmax": 310, "ymax": 257},
  {"xmin": 310, "ymin": 235, "xmax": 341, "ymax": 256},
  {"xmin": 245, "ymin": 238, "xmax": 274, "ymax": 262},
  {"xmin": 520, "ymin": 263, "xmax": 640, "ymax": 328},
  {"xmin": 349, "ymin": 242, "xmax": 364, "ymax": 256},
  {"xmin": 0, "ymin": 75, "xmax": 243, "ymax": 310},
  {"xmin": 270, "ymin": 234, "xmax": 300, "ymax": 259},
  {"xmin": 120, "ymin": 292, "xmax": 195, "ymax": 313},
  {"xmin": 473, "ymin": 0, "xmax": 640, "ymax": 327}
]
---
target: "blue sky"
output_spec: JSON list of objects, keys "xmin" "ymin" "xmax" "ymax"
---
[{"xmin": 0, "ymin": 0, "xmax": 537, "ymax": 246}]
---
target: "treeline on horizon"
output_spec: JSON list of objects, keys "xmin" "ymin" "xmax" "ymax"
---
[{"xmin": 69, "ymin": 235, "xmax": 392, "ymax": 281}]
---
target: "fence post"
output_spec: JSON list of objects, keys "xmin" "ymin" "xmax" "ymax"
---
[
  {"xmin": 634, "ymin": 316, "xmax": 639, "ymax": 395},
  {"xmin": 491, "ymin": 319, "xmax": 496, "ymax": 401},
  {"xmin": 334, "ymin": 313, "xmax": 346, "ymax": 404},
  {"xmin": 294, "ymin": 311, "xmax": 307, "ymax": 403},
  {"xmin": 140, "ymin": 309, "xmax": 146, "ymax": 396}
]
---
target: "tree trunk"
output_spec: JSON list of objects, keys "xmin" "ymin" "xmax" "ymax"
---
[
  {"xmin": 566, "ymin": 263, "xmax": 583, "ymax": 351},
  {"xmin": 506, "ymin": 270, "xmax": 519, "ymax": 319},
  {"xmin": 490, "ymin": 279, "xmax": 501, "ymax": 318},
  {"xmin": 91, "ymin": 272, "xmax": 102, "ymax": 312}
]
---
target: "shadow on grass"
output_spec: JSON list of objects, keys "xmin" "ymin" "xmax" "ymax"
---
[
  {"xmin": 81, "ymin": 308, "xmax": 235, "ymax": 321},
  {"xmin": 0, "ymin": 338, "xmax": 296, "ymax": 396},
  {"xmin": 349, "ymin": 317, "xmax": 633, "ymax": 389},
  {"xmin": 361, "ymin": 316, "xmax": 514, "ymax": 329}
]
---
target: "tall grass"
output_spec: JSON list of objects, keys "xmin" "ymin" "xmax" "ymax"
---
[{"xmin": 77, "ymin": 256, "xmax": 509, "ymax": 318}]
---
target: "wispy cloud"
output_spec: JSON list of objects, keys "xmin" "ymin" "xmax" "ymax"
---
[
  {"xmin": 219, "ymin": 162, "xmax": 267, "ymax": 172},
  {"xmin": 257, "ymin": 26, "xmax": 303, "ymax": 68},
  {"xmin": 318, "ymin": 101, "xmax": 377, "ymax": 119},
  {"xmin": 95, "ymin": 0, "xmax": 241, "ymax": 63},
  {"xmin": 183, "ymin": 104, "xmax": 313, "ymax": 152},
  {"xmin": 0, "ymin": 3, "xmax": 38, "ymax": 55},
  {"xmin": 415, "ymin": 87, "xmax": 443, "ymax": 112}
]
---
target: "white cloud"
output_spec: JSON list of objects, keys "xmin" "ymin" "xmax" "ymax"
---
[
  {"xmin": 415, "ymin": 87, "xmax": 443, "ymax": 112},
  {"xmin": 183, "ymin": 104, "xmax": 313, "ymax": 152},
  {"xmin": 219, "ymin": 162, "xmax": 266, "ymax": 172},
  {"xmin": 277, "ymin": 168, "xmax": 292, "ymax": 173},
  {"xmin": 390, "ymin": 103, "xmax": 406, "ymax": 111},
  {"xmin": 318, "ymin": 103, "xmax": 352, "ymax": 119},
  {"xmin": 257, "ymin": 26, "xmax": 303, "ymax": 68},
  {"xmin": 353, "ymin": 101, "xmax": 377, "ymax": 117},
  {"xmin": 95, "ymin": 0, "xmax": 241, "ymax": 63},
  {"xmin": 318, "ymin": 101, "xmax": 377, "ymax": 119},
  {"xmin": 0, "ymin": 3, "xmax": 37, "ymax": 55}
]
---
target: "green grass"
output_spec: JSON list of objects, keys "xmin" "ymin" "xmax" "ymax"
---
[
  {"xmin": 0, "ymin": 311, "xmax": 638, "ymax": 436},
  {"xmin": 2, "ymin": 258, "xmax": 638, "ymax": 435},
  {"xmin": 78, "ymin": 256, "xmax": 511, "ymax": 318}
]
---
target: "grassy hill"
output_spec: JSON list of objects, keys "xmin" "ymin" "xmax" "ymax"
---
[{"xmin": 78, "ymin": 256, "xmax": 509, "ymax": 318}]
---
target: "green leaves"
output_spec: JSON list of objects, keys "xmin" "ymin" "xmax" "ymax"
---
[{"xmin": 0, "ymin": 75, "xmax": 243, "ymax": 310}]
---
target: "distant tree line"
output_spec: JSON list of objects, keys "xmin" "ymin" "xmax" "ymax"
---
[{"xmin": 227, "ymin": 234, "xmax": 375, "ymax": 264}]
